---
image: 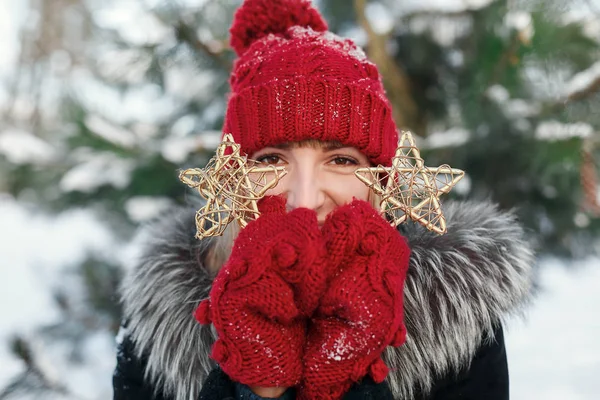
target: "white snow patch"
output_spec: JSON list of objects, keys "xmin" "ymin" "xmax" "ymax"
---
[
  {"xmin": 504, "ymin": 99, "xmax": 541, "ymax": 118},
  {"xmin": 171, "ymin": 115, "xmax": 199, "ymax": 138},
  {"xmin": 535, "ymin": 121, "xmax": 593, "ymax": 141},
  {"xmin": 340, "ymin": 26, "xmax": 368, "ymax": 48},
  {"xmin": 0, "ymin": 128, "xmax": 56, "ymax": 165},
  {"xmin": 365, "ymin": 2, "xmax": 394, "ymax": 35},
  {"xmin": 84, "ymin": 114, "xmax": 137, "ymax": 149},
  {"xmin": 434, "ymin": 16, "xmax": 473, "ymax": 47},
  {"xmin": 0, "ymin": 0, "xmax": 28, "ymax": 78},
  {"xmin": 93, "ymin": 2, "xmax": 171, "ymax": 46},
  {"xmin": 398, "ymin": 0, "xmax": 494, "ymax": 17},
  {"xmin": 161, "ymin": 130, "xmax": 222, "ymax": 163},
  {"xmin": 565, "ymin": 61, "xmax": 600, "ymax": 98},
  {"xmin": 582, "ymin": 18, "xmax": 600, "ymax": 42},
  {"xmin": 201, "ymin": 130, "xmax": 223, "ymax": 149},
  {"xmin": 125, "ymin": 196, "xmax": 173, "ymax": 222},
  {"xmin": 484, "ymin": 89, "xmax": 542, "ymax": 121},
  {"xmin": 132, "ymin": 122, "xmax": 160, "ymax": 140},
  {"xmin": 573, "ymin": 212, "xmax": 591, "ymax": 228},
  {"xmin": 453, "ymin": 173, "xmax": 471, "ymax": 196},
  {"xmin": 161, "ymin": 135, "xmax": 204, "ymax": 163},
  {"xmin": 506, "ymin": 257, "xmax": 600, "ymax": 400},
  {"xmin": 406, "ymin": 14, "xmax": 473, "ymax": 47},
  {"xmin": 486, "ymin": 85, "xmax": 510, "ymax": 103},
  {"xmin": 59, "ymin": 151, "xmax": 135, "ymax": 193},
  {"xmin": 505, "ymin": 11, "xmax": 534, "ymax": 43},
  {"xmin": 71, "ymin": 67, "xmax": 178, "ymax": 125},
  {"xmin": 424, "ymin": 127, "xmax": 470, "ymax": 149},
  {"xmin": 447, "ymin": 49, "xmax": 464, "ymax": 67},
  {"xmin": 96, "ymin": 47, "xmax": 151, "ymax": 84},
  {"xmin": 164, "ymin": 67, "xmax": 216, "ymax": 102}
]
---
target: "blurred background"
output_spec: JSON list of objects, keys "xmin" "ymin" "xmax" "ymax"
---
[{"xmin": 0, "ymin": 0, "xmax": 599, "ymax": 398}]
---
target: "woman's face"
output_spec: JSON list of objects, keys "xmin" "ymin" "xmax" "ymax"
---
[{"xmin": 250, "ymin": 141, "xmax": 371, "ymax": 227}]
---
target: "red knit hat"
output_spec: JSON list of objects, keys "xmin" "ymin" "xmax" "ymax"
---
[{"xmin": 224, "ymin": 0, "xmax": 399, "ymax": 166}]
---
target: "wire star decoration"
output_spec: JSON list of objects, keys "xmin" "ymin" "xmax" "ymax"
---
[
  {"xmin": 355, "ymin": 131, "xmax": 465, "ymax": 234},
  {"xmin": 179, "ymin": 134, "xmax": 287, "ymax": 239}
]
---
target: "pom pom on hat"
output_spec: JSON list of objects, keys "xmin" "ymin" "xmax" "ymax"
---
[{"xmin": 230, "ymin": 0, "xmax": 327, "ymax": 56}]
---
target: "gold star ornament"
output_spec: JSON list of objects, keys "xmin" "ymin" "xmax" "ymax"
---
[
  {"xmin": 179, "ymin": 134, "xmax": 287, "ymax": 239},
  {"xmin": 355, "ymin": 131, "xmax": 465, "ymax": 234}
]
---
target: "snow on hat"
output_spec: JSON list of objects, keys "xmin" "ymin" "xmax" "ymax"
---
[{"xmin": 223, "ymin": 0, "xmax": 398, "ymax": 166}]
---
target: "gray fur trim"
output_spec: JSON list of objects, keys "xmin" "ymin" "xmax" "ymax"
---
[
  {"xmin": 120, "ymin": 200, "xmax": 535, "ymax": 400},
  {"xmin": 120, "ymin": 207, "xmax": 217, "ymax": 400},
  {"xmin": 384, "ymin": 200, "xmax": 535, "ymax": 398}
]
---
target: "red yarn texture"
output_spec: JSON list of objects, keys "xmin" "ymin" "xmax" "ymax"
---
[
  {"xmin": 298, "ymin": 199, "xmax": 410, "ymax": 400},
  {"xmin": 194, "ymin": 196, "xmax": 327, "ymax": 387},
  {"xmin": 225, "ymin": 0, "xmax": 398, "ymax": 166}
]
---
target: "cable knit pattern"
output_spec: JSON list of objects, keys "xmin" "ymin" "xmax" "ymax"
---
[
  {"xmin": 225, "ymin": 0, "xmax": 398, "ymax": 166},
  {"xmin": 194, "ymin": 196, "xmax": 326, "ymax": 387},
  {"xmin": 299, "ymin": 200, "xmax": 411, "ymax": 400}
]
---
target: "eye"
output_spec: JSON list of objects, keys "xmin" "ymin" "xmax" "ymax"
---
[
  {"xmin": 330, "ymin": 156, "xmax": 359, "ymax": 166},
  {"xmin": 255, "ymin": 153, "xmax": 284, "ymax": 165}
]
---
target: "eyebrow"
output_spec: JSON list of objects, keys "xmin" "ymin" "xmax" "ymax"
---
[{"xmin": 321, "ymin": 142, "xmax": 347, "ymax": 151}]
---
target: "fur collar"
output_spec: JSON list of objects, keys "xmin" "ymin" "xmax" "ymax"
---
[{"xmin": 120, "ymin": 200, "xmax": 535, "ymax": 400}]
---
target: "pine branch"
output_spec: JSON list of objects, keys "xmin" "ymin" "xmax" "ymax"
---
[
  {"xmin": 353, "ymin": 0, "xmax": 420, "ymax": 132},
  {"xmin": 487, "ymin": 31, "xmax": 523, "ymax": 89},
  {"xmin": 0, "ymin": 336, "xmax": 78, "ymax": 400},
  {"xmin": 541, "ymin": 72, "xmax": 600, "ymax": 117},
  {"xmin": 174, "ymin": 20, "xmax": 231, "ymax": 70},
  {"xmin": 567, "ymin": 75, "xmax": 600, "ymax": 103}
]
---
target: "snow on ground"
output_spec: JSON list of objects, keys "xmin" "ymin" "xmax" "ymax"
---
[
  {"xmin": 506, "ymin": 257, "xmax": 600, "ymax": 400},
  {"xmin": 0, "ymin": 195, "xmax": 117, "ymax": 399},
  {"xmin": 1, "ymin": 196, "xmax": 599, "ymax": 398}
]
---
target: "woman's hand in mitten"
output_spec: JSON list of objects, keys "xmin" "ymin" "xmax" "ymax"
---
[
  {"xmin": 254, "ymin": 198, "xmax": 331, "ymax": 318},
  {"xmin": 194, "ymin": 196, "xmax": 326, "ymax": 388},
  {"xmin": 299, "ymin": 199, "xmax": 411, "ymax": 400}
]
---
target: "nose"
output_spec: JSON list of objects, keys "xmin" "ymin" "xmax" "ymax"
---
[{"xmin": 285, "ymin": 165, "xmax": 325, "ymax": 212}]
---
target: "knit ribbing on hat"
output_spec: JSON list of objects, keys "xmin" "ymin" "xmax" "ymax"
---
[{"xmin": 224, "ymin": 77, "xmax": 397, "ymax": 166}]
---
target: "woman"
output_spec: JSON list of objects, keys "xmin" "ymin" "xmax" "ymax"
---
[{"xmin": 113, "ymin": 0, "xmax": 535, "ymax": 399}]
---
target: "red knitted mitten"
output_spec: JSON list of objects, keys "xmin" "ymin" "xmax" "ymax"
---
[
  {"xmin": 254, "ymin": 199, "xmax": 331, "ymax": 318},
  {"xmin": 195, "ymin": 196, "xmax": 326, "ymax": 387},
  {"xmin": 298, "ymin": 199, "xmax": 411, "ymax": 400}
]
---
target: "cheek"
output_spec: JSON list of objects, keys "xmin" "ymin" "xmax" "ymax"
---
[
  {"xmin": 262, "ymin": 174, "xmax": 288, "ymax": 197},
  {"xmin": 326, "ymin": 175, "xmax": 370, "ymax": 204}
]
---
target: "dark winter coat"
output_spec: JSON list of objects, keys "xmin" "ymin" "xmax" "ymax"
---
[{"xmin": 113, "ymin": 200, "xmax": 534, "ymax": 400}]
